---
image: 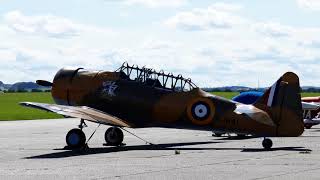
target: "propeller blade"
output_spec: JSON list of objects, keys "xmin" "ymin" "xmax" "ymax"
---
[{"xmin": 36, "ymin": 80, "xmax": 53, "ymax": 87}]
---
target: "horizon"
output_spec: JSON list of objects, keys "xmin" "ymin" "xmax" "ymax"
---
[
  {"xmin": 0, "ymin": 0, "xmax": 320, "ymax": 87},
  {"xmin": 1, "ymin": 80, "xmax": 320, "ymax": 89}
]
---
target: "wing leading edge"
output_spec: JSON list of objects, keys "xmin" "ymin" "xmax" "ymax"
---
[{"xmin": 20, "ymin": 102, "xmax": 132, "ymax": 127}]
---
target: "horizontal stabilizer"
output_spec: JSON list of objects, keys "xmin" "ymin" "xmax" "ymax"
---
[
  {"xmin": 302, "ymin": 102, "xmax": 320, "ymax": 110},
  {"xmin": 234, "ymin": 104, "xmax": 275, "ymax": 126}
]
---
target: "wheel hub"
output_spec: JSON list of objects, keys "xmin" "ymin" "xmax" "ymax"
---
[{"xmin": 68, "ymin": 133, "xmax": 80, "ymax": 145}]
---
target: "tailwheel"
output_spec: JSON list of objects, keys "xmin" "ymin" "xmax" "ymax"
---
[
  {"xmin": 105, "ymin": 127, "xmax": 124, "ymax": 146},
  {"xmin": 262, "ymin": 138, "xmax": 273, "ymax": 149},
  {"xmin": 66, "ymin": 128, "xmax": 86, "ymax": 148},
  {"xmin": 212, "ymin": 133, "xmax": 223, "ymax": 137}
]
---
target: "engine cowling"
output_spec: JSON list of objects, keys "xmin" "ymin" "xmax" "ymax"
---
[{"xmin": 51, "ymin": 68, "xmax": 112, "ymax": 106}]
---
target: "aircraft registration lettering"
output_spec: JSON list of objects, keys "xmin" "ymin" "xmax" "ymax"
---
[
  {"xmin": 303, "ymin": 110, "xmax": 312, "ymax": 119},
  {"xmin": 102, "ymin": 81, "xmax": 118, "ymax": 97}
]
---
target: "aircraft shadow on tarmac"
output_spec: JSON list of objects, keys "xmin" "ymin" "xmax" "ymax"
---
[
  {"xmin": 214, "ymin": 136, "xmax": 256, "ymax": 140},
  {"xmin": 24, "ymin": 141, "xmax": 312, "ymax": 159}
]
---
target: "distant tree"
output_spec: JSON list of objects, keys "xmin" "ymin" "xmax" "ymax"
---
[
  {"xmin": 44, "ymin": 89, "xmax": 51, "ymax": 92},
  {"xmin": 17, "ymin": 89, "xmax": 28, "ymax": 93},
  {"xmin": 8, "ymin": 89, "xmax": 15, "ymax": 93},
  {"xmin": 31, "ymin": 89, "xmax": 42, "ymax": 92},
  {"xmin": 302, "ymin": 88, "xmax": 320, "ymax": 93}
]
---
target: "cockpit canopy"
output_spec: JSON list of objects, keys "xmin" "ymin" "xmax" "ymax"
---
[{"xmin": 116, "ymin": 62, "xmax": 197, "ymax": 92}]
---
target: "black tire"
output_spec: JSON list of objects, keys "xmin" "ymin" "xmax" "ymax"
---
[
  {"xmin": 262, "ymin": 138, "xmax": 273, "ymax": 149},
  {"xmin": 212, "ymin": 133, "xmax": 222, "ymax": 137},
  {"xmin": 105, "ymin": 127, "xmax": 124, "ymax": 146},
  {"xmin": 66, "ymin": 128, "xmax": 86, "ymax": 148},
  {"xmin": 305, "ymin": 125, "xmax": 312, "ymax": 129}
]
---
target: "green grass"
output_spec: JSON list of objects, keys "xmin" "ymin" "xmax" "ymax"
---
[
  {"xmin": 0, "ymin": 91, "xmax": 319, "ymax": 121},
  {"xmin": 301, "ymin": 92, "xmax": 320, "ymax": 98},
  {"xmin": 210, "ymin": 92, "xmax": 239, "ymax": 99},
  {"xmin": 0, "ymin": 92, "xmax": 62, "ymax": 120}
]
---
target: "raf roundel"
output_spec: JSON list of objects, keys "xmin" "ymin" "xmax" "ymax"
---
[
  {"xmin": 193, "ymin": 103, "xmax": 209, "ymax": 119},
  {"xmin": 187, "ymin": 98, "xmax": 215, "ymax": 125}
]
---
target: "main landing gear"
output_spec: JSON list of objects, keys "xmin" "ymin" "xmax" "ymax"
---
[
  {"xmin": 66, "ymin": 119, "xmax": 87, "ymax": 148},
  {"xmin": 66, "ymin": 128, "xmax": 86, "ymax": 148},
  {"xmin": 262, "ymin": 138, "xmax": 273, "ymax": 149},
  {"xmin": 65, "ymin": 119, "xmax": 125, "ymax": 149},
  {"xmin": 104, "ymin": 127, "xmax": 124, "ymax": 146}
]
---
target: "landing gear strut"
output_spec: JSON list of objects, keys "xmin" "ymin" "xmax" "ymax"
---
[
  {"xmin": 105, "ymin": 127, "xmax": 124, "ymax": 146},
  {"xmin": 262, "ymin": 138, "xmax": 273, "ymax": 149},
  {"xmin": 78, "ymin": 119, "xmax": 87, "ymax": 130}
]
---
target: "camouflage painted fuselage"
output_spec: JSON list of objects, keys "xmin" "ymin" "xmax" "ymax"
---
[{"xmin": 51, "ymin": 68, "xmax": 304, "ymax": 137}]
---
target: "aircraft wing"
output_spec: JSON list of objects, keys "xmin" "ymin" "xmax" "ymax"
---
[
  {"xmin": 302, "ymin": 102, "xmax": 320, "ymax": 110},
  {"xmin": 20, "ymin": 102, "xmax": 131, "ymax": 127}
]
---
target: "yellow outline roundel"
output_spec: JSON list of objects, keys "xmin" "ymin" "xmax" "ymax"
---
[{"xmin": 187, "ymin": 97, "xmax": 215, "ymax": 126}]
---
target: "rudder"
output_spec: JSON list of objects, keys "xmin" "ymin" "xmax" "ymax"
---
[{"xmin": 254, "ymin": 72, "xmax": 304, "ymax": 136}]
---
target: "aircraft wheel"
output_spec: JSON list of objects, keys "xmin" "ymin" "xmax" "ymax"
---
[
  {"xmin": 66, "ymin": 128, "xmax": 86, "ymax": 148},
  {"xmin": 212, "ymin": 133, "xmax": 223, "ymax": 137},
  {"xmin": 105, "ymin": 127, "xmax": 124, "ymax": 146},
  {"xmin": 305, "ymin": 125, "xmax": 312, "ymax": 129},
  {"xmin": 262, "ymin": 138, "xmax": 273, "ymax": 149}
]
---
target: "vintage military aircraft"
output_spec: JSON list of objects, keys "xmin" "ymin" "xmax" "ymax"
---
[{"xmin": 20, "ymin": 62, "xmax": 304, "ymax": 149}]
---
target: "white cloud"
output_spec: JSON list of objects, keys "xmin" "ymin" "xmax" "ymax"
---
[
  {"xmin": 164, "ymin": 3, "xmax": 245, "ymax": 31},
  {"xmin": 141, "ymin": 39, "xmax": 179, "ymax": 50},
  {"xmin": 209, "ymin": 2, "xmax": 243, "ymax": 12},
  {"xmin": 4, "ymin": 10, "xmax": 113, "ymax": 38},
  {"xmin": 254, "ymin": 22, "xmax": 293, "ymax": 38},
  {"xmin": 4, "ymin": 11, "xmax": 79, "ymax": 38},
  {"xmin": 0, "ymin": 10, "xmax": 118, "ymax": 83},
  {"xmin": 123, "ymin": 0, "xmax": 186, "ymax": 8},
  {"xmin": 297, "ymin": 0, "xmax": 320, "ymax": 11},
  {"xmin": 161, "ymin": 3, "xmax": 320, "ymax": 86},
  {"xmin": 1, "ymin": 3, "xmax": 320, "ymax": 87}
]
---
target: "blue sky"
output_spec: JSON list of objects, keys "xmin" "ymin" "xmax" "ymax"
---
[{"xmin": 0, "ymin": 0, "xmax": 320, "ymax": 87}]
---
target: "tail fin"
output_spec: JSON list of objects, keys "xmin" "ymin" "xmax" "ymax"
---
[{"xmin": 254, "ymin": 72, "xmax": 304, "ymax": 136}]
